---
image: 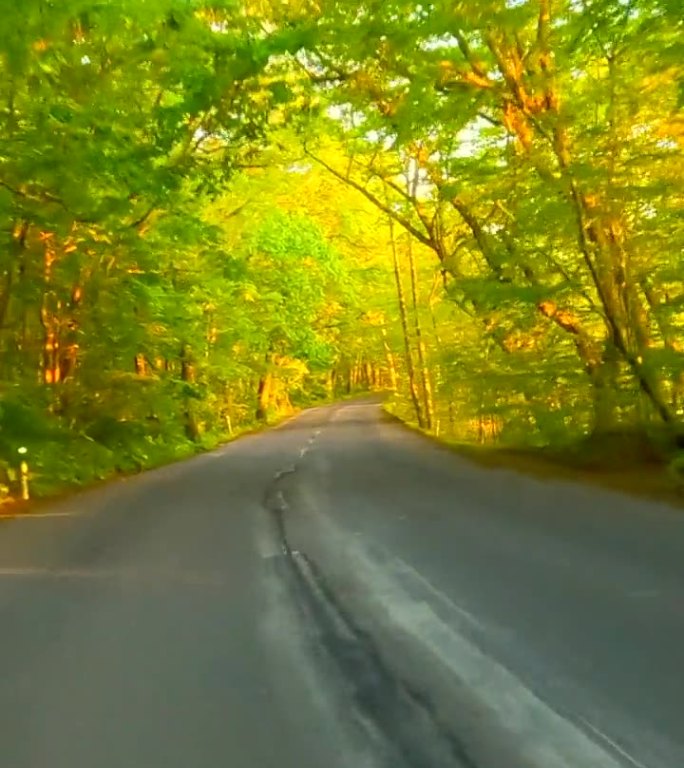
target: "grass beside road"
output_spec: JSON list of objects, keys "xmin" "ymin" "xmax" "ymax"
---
[
  {"xmin": 453, "ymin": 443, "xmax": 684, "ymax": 510},
  {"xmin": 384, "ymin": 408, "xmax": 684, "ymax": 511},
  {"xmin": 0, "ymin": 392, "xmax": 378, "ymax": 515}
]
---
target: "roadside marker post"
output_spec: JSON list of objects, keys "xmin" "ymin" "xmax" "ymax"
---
[{"xmin": 17, "ymin": 447, "xmax": 29, "ymax": 501}]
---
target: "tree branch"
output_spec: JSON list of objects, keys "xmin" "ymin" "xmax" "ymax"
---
[
  {"xmin": 454, "ymin": 30, "xmax": 489, "ymax": 80},
  {"xmin": 303, "ymin": 147, "xmax": 434, "ymax": 249},
  {"xmin": 0, "ymin": 179, "xmax": 95, "ymax": 223}
]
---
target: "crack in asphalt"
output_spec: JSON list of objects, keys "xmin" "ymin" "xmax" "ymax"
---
[{"xmin": 264, "ymin": 440, "xmax": 476, "ymax": 768}]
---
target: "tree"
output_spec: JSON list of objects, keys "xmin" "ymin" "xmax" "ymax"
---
[
  {"xmin": 0, "ymin": 1, "xmax": 330, "ymax": 495},
  {"xmin": 293, "ymin": 0, "xmax": 684, "ymax": 440}
]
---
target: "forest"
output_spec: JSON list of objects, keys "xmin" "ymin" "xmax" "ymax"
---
[{"xmin": 0, "ymin": 0, "xmax": 682, "ymax": 499}]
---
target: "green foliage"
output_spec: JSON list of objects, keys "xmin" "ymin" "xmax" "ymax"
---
[
  {"xmin": 1, "ymin": 0, "xmax": 681, "ymax": 500},
  {"xmin": 293, "ymin": 0, "xmax": 683, "ymax": 451},
  {"xmin": 0, "ymin": 2, "xmax": 360, "ymax": 499}
]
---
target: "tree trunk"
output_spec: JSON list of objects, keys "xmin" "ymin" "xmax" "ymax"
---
[
  {"xmin": 387, "ymin": 213, "xmax": 424, "ymax": 427},
  {"xmin": 380, "ymin": 326, "xmax": 398, "ymax": 392},
  {"xmin": 180, "ymin": 342, "xmax": 200, "ymax": 441},
  {"xmin": 406, "ymin": 233, "xmax": 435, "ymax": 430},
  {"xmin": 256, "ymin": 371, "xmax": 273, "ymax": 421},
  {"xmin": 223, "ymin": 384, "xmax": 234, "ymax": 435},
  {"xmin": 589, "ymin": 345, "xmax": 622, "ymax": 435},
  {"xmin": 0, "ymin": 221, "xmax": 26, "ymax": 335}
]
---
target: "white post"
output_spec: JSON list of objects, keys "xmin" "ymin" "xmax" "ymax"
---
[{"xmin": 18, "ymin": 447, "xmax": 29, "ymax": 501}]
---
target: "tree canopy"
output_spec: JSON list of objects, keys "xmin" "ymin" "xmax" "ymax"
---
[{"xmin": 0, "ymin": 0, "xmax": 682, "ymax": 498}]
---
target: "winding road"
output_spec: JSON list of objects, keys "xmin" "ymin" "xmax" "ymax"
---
[{"xmin": 1, "ymin": 400, "xmax": 683, "ymax": 768}]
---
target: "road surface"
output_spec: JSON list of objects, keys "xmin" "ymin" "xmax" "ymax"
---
[{"xmin": 0, "ymin": 401, "xmax": 682, "ymax": 768}]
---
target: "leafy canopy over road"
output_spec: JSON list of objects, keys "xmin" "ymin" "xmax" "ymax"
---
[{"xmin": 0, "ymin": 0, "xmax": 682, "ymax": 496}]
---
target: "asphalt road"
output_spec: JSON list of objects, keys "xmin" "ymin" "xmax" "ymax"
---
[{"xmin": 1, "ymin": 401, "xmax": 683, "ymax": 768}]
